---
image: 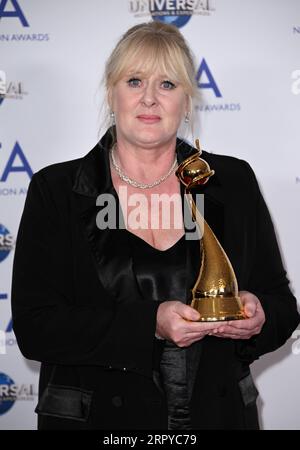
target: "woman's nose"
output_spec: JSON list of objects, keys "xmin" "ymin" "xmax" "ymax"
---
[{"xmin": 141, "ymin": 83, "xmax": 157, "ymax": 107}]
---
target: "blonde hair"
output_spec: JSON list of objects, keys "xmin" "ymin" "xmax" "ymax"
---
[
  {"xmin": 105, "ymin": 22, "xmax": 197, "ymax": 99},
  {"xmin": 100, "ymin": 22, "xmax": 198, "ymax": 136}
]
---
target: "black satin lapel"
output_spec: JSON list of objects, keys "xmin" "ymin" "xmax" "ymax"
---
[
  {"xmin": 77, "ymin": 197, "xmax": 143, "ymax": 305},
  {"xmin": 72, "ymin": 131, "xmax": 144, "ymax": 305}
]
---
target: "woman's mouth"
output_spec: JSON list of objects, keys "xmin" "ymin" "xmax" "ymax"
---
[{"xmin": 136, "ymin": 115, "xmax": 161, "ymax": 124}]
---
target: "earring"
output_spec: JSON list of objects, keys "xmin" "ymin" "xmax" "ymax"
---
[
  {"xmin": 110, "ymin": 111, "xmax": 115, "ymax": 124},
  {"xmin": 184, "ymin": 112, "xmax": 190, "ymax": 123}
]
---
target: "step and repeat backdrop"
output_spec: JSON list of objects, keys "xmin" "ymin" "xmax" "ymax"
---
[{"xmin": 0, "ymin": 0, "xmax": 299, "ymax": 430}]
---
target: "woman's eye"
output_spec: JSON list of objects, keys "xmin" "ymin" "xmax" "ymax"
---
[
  {"xmin": 161, "ymin": 80, "xmax": 176, "ymax": 90},
  {"xmin": 127, "ymin": 78, "xmax": 141, "ymax": 87}
]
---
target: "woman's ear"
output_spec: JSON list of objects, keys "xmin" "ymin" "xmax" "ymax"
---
[
  {"xmin": 186, "ymin": 94, "xmax": 191, "ymax": 115},
  {"xmin": 183, "ymin": 95, "xmax": 191, "ymax": 122},
  {"xmin": 107, "ymin": 87, "xmax": 113, "ymax": 110}
]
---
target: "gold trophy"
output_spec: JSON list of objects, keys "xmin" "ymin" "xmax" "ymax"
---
[{"xmin": 176, "ymin": 140, "xmax": 245, "ymax": 322}]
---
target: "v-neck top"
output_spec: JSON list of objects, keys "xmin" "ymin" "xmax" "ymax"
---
[{"xmin": 129, "ymin": 231, "xmax": 192, "ymax": 430}]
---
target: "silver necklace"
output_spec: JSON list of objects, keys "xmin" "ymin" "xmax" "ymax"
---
[{"xmin": 110, "ymin": 145, "xmax": 178, "ymax": 189}]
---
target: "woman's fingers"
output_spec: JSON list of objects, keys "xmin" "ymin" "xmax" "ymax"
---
[
  {"xmin": 156, "ymin": 301, "xmax": 222, "ymax": 345},
  {"xmin": 173, "ymin": 302, "xmax": 200, "ymax": 321},
  {"xmin": 156, "ymin": 296, "xmax": 266, "ymax": 346}
]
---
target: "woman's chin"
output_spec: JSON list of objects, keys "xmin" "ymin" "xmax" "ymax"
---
[{"xmin": 132, "ymin": 132, "xmax": 175, "ymax": 149}]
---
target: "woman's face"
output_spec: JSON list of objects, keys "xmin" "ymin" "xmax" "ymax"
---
[{"xmin": 110, "ymin": 69, "xmax": 188, "ymax": 149}]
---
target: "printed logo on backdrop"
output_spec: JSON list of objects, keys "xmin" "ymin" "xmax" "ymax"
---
[
  {"xmin": 0, "ymin": 0, "xmax": 50, "ymax": 42},
  {"xmin": 293, "ymin": 25, "xmax": 300, "ymax": 34},
  {"xmin": 129, "ymin": 0, "xmax": 215, "ymax": 27},
  {"xmin": 0, "ymin": 70, "xmax": 28, "ymax": 106},
  {"xmin": 0, "ymin": 70, "xmax": 6, "ymax": 105},
  {"xmin": 0, "ymin": 372, "xmax": 37, "ymax": 416},
  {"xmin": 0, "ymin": 0, "xmax": 28, "ymax": 25},
  {"xmin": 0, "ymin": 141, "xmax": 32, "ymax": 196},
  {"xmin": 0, "ymin": 294, "xmax": 17, "ymax": 351},
  {"xmin": 195, "ymin": 58, "xmax": 241, "ymax": 113},
  {"xmin": 0, "ymin": 224, "xmax": 14, "ymax": 262},
  {"xmin": 291, "ymin": 69, "xmax": 300, "ymax": 96}
]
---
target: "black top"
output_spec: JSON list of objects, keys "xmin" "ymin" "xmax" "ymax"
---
[
  {"xmin": 129, "ymin": 232, "xmax": 192, "ymax": 430},
  {"xmin": 11, "ymin": 129, "xmax": 299, "ymax": 430}
]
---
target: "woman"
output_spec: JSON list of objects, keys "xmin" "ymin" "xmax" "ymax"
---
[{"xmin": 11, "ymin": 22, "xmax": 299, "ymax": 430}]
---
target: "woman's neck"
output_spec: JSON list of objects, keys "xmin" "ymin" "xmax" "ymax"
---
[{"xmin": 113, "ymin": 140, "xmax": 177, "ymax": 184}]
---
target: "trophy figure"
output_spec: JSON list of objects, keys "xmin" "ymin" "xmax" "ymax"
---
[{"xmin": 176, "ymin": 140, "xmax": 245, "ymax": 322}]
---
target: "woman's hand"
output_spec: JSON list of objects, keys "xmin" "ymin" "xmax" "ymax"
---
[
  {"xmin": 156, "ymin": 300, "xmax": 220, "ymax": 347},
  {"xmin": 210, "ymin": 291, "xmax": 266, "ymax": 340},
  {"xmin": 156, "ymin": 292, "xmax": 266, "ymax": 346}
]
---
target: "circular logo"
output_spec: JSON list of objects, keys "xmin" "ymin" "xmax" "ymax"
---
[
  {"xmin": 151, "ymin": 5, "xmax": 192, "ymax": 28},
  {"xmin": 0, "ymin": 224, "xmax": 14, "ymax": 263},
  {"xmin": 0, "ymin": 373, "xmax": 16, "ymax": 415}
]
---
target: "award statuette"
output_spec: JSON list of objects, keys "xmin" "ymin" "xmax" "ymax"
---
[{"xmin": 176, "ymin": 140, "xmax": 245, "ymax": 322}]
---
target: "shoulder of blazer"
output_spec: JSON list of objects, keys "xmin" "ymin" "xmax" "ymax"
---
[
  {"xmin": 202, "ymin": 150, "xmax": 258, "ymax": 196},
  {"xmin": 203, "ymin": 150, "xmax": 254, "ymax": 177},
  {"xmin": 30, "ymin": 140, "xmax": 105, "ymax": 201},
  {"xmin": 32, "ymin": 157, "xmax": 83, "ymax": 191}
]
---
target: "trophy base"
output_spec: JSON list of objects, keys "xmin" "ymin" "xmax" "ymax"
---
[{"xmin": 191, "ymin": 296, "xmax": 245, "ymax": 322}]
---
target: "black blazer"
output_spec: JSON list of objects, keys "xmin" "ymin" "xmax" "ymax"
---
[{"xmin": 11, "ymin": 130, "xmax": 299, "ymax": 429}]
